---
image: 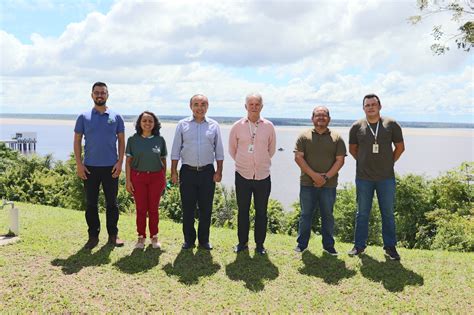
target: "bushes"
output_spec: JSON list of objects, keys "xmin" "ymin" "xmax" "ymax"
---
[{"xmin": 0, "ymin": 143, "xmax": 472, "ymax": 252}]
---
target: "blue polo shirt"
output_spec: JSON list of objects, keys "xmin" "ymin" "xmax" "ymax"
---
[{"xmin": 74, "ymin": 108, "xmax": 125, "ymax": 167}]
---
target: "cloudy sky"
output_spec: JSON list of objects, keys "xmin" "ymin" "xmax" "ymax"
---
[{"xmin": 1, "ymin": 0, "xmax": 472, "ymax": 123}]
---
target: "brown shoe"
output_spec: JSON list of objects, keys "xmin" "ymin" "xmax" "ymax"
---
[
  {"xmin": 84, "ymin": 237, "xmax": 99, "ymax": 250},
  {"xmin": 108, "ymin": 235, "xmax": 124, "ymax": 247}
]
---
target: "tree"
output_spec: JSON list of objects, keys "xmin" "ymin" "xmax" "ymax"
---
[{"xmin": 409, "ymin": 0, "xmax": 474, "ymax": 54}]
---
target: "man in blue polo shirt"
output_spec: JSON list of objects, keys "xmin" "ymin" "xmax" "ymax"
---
[{"xmin": 74, "ymin": 82, "xmax": 125, "ymax": 249}]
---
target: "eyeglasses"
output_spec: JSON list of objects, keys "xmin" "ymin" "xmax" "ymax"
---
[{"xmin": 93, "ymin": 92, "xmax": 107, "ymax": 96}]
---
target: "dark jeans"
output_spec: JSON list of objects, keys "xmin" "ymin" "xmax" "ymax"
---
[
  {"xmin": 354, "ymin": 178, "xmax": 397, "ymax": 248},
  {"xmin": 297, "ymin": 186, "xmax": 336, "ymax": 250},
  {"xmin": 84, "ymin": 165, "xmax": 119, "ymax": 238},
  {"xmin": 235, "ymin": 172, "xmax": 271, "ymax": 247},
  {"xmin": 179, "ymin": 164, "xmax": 215, "ymax": 244}
]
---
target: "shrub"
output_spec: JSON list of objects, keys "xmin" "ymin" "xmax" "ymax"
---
[
  {"xmin": 394, "ymin": 174, "xmax": 432, "ymax": 248},
  {"xmin": 426, "ymin": 209, "xmax": 474, "ymax": 252}
]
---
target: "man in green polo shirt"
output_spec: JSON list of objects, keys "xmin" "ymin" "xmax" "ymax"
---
[{"xmin": 294, "ymin": 106, "xmax": 346, "ymax": 255}]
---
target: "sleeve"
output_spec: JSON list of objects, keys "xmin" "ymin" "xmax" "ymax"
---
[
  {"xmin": 336, "ymin": 136, "xmax": 347, "ymax": 156},
  {"xmin": 170, "ymin": 122, "xmax": 183, "ymax": 160},
  {"xmin": 161, "ymin": 137, "xmax": 168, "ymax": 158},
  {"xmin": 294, "ymin": 132, "xmax": 305, "ymax": 153},
  {"xmin": 391, "ymin": 121, "xmax": 404, "ymax": 143},
  {"xmin": 228, "ymin": 123, "xmax": 238, "ymax": 160},
  {"xmin": 268, "ymin": 123, "xmax": 276, "ymax": 158},
  {"xmin": 348, "ymin": 123, "xmax": 359, "ymax": 144},
  {"xmin": 116, "ymin": 114, "xmax": 125, "ymax": 134},
  {"xmin": 74, "ymin": 114, "xmax": 84, "ymax": 134},
  {"xmin": 214, "ymin": 123, "xmax": 225, "ymax": 161},
  {"xmin": 125, "ymin": 136, "xmax": 133, "ymax": 157}
]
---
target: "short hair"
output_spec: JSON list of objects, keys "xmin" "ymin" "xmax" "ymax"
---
[
  {"xmin": 312, "ymin": 106, "xmax": 330, "ymax": 118},
  {"xmin": 135, "ymin": 111, "xmax": 161, "ymax": 136},
  {"xmin": 245, "ymin": 93, "xmax": 263, "ymax": 105},
  {"xmin": 189, "ymin": 94, "xmax": 208, "ymax": 106},
  {"xmin": 92, "ymin": 82, "xmax": 107, "ymax": 91},
  {"xmin": 362, "ymin": 93, "xmax": 381, "ymax": 107}
]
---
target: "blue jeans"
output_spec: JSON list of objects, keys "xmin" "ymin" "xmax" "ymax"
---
[
  {"xmin": 297, "ymin": 186, "xmax": 336, "ymax": 250},
  {"xmin": 354, "ymin": 178, "xmax": 397, "ymax": 248}
]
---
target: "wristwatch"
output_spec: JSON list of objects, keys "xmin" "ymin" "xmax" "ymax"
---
[{"xmin": 322, "ymin": 174, "xmax": 329, "ymax": 181}]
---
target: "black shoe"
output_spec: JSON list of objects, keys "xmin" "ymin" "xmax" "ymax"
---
[
  {"xmin": 234, "ymin": 243, "xmax": 249, "ymax": 253},
  {"xmin": 348, "ymin": 247, "xmax": 365, "ymax": 256},
  {"xmin": 182, "ymin": 242, "xmax": 195, "ymax": 250},
  {"xmin": 84, "ymin": 237, "xmax": 99, "ymax": 250},
  {"xmin": 108, "ymin": 235, "xmax": 124, "ymax": 247},
  {"xmin": 256, "ymin": 246, "xmax": 267, "ymax": 255},
  {"xmin": 199, "ymin": 242, "xmax": 213, "ymax": 250},
  {"xmin": 323, "ymin": 247, "xmax": 338, "ymax": 256},
  {"xmin": 384, "ymin": 246, "xmax": 401, "ymax": 261}
]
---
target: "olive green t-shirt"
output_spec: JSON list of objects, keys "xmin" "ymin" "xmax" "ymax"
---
[
  {"xmin": 294, "ymin": 128, "xmax": 347, "ymax": 187},
  {"xmin": 125, "ymin": 133, "xmax": 167, "ymax": 172},
  {"xmin": 349, "ymin": 117, "xmax": 403, "ymax": 181}
]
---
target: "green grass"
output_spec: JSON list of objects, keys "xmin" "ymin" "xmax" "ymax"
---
[{"xmin": 0, "ymin": 203, "xmax": 473, "ymax": 312}]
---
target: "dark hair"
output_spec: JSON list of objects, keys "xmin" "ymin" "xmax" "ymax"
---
[
  {"xmin": 362, "ymin": 93, "xmax": 381, "ymax": 107},
  {"xmin": 92, "ymin": 82, "xmax": 108, "ymax": 91},
  {"xmin": 189, "ymin": 94, "xmax": 208, "ymax": 106},
  {"xmin": 135, "ymin": 111, "xmax": 161, "ymax": 136}
]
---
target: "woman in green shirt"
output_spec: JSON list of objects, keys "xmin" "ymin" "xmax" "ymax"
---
[{"xmin": 125, "ymin": 111, "xmax": 167, "ymax": 249}]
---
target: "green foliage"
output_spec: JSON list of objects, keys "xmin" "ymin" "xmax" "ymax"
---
[
  {"xmin": 425, "ymin": 208, "xmax": 474, "ymax": 252},
  {"xmin": 394, "ymin": 174, "xmax": 432, "ymax": 248},
  {"xmin": 409, "ymin": 0, "xmax": 474, "ymax": 54},
  {"xmin": 430, "ymin": 162, "xmax": 473, "ymax": 214},
  {"xmin": 1, "ymin": 143, "xmax": 472, "ymax": 252}
]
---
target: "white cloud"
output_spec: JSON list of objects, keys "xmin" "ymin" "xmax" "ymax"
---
[{"xmin": 0, "ymin": 0, "xmax": 472, "ymax": 123}]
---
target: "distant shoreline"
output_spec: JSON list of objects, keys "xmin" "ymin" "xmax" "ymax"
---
[
  {"xmin": 1, "ymin": 117, "xmax": 473, "ymax": 137},
  {"xmin": 0, "ymin": 113, "xmax": 472, "ymax": 129}
]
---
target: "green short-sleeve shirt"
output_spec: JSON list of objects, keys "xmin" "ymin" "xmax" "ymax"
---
[
  {"xmin": 125, "ymin": 133, "xmax": 167, "ymax": 172},
  {"xmin": 294, "ymin": 128, "xmax": 347, "ymax": 187},
  {"xmin": 349, "ymin": 117, "xmax": 403, "ymax": 181}
]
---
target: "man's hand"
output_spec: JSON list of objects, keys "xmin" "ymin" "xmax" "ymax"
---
[
  {"xmin": 126, "ymin": 180, "xmax": 134, "ymax": 193},
  {"xmin": 76, "ymin": 163, "xmax": 90, "ymax": 180},
  {"xmin": 312, "ymin": 173, "xmax": 326, "ymax": 187},
  {"xmin": 171, "ymin": 171, "xmax": 179, "ymax": 185},
  {"xmin": 112, "ymin": 161, "xmax": 122, "ymax": 178},
  {"xmin": 213, "ymin": 171, "xmax": 222, "ymax": 183}
]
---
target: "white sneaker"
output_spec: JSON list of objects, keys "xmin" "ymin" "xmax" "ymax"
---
[
  {"xmin": 151, "ymin": 236, "xmax": 161, "ymax": 249},
  {"xmin": 135, "ymin": 237, "xmax": 145, "ymax": 249}
]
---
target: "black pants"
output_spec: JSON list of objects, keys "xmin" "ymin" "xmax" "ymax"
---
[
  {"xmin": 235, "ymin": 172, "xmax": 271, "ymax": 247},
  {"xmin": 84, "ymin": 165, "xmax": 119, "ymax": 238},
  {"xmin": 179, "ymin": 164, "xmax": 215, "ymax": 244}
]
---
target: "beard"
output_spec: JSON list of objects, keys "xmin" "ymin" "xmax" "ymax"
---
[{"xmin": 94, "ymin": 99, "xmax": 106, "ymax": 106}]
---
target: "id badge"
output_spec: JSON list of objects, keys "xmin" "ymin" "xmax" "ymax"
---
[
  {"xmin": 372, "ymin": 144, "xmax": 379, "ymax": 154},
  {"xmin": 248, "ymin": 144, "xmax": 254, "ymax": 153}
]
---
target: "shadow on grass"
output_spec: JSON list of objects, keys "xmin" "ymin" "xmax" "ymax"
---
[
  {"xmin": 51, "ymin": 244, "xmax": 114, "ymax": 274},
  {"xmin": 225, "ymin": 251, "xmax": 279, "ymax": 292},
  {"xmin": 163, "ymin": 249, "xmax": 220, "ymax": 285},
  {"xmin": 113, "ymin": 246, "xmax": 162, "ymax": 274},
  {"xmin": 299, "ymin": 251, "xmax": 356, "ymax": 284},
  {"xmin": 360, "ymin": 254, "xmax": 424, "ymax": 292}
]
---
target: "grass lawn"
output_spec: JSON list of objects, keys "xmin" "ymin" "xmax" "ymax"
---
[{"xmin": 0, "ymin": 202, "xmax": 473, "ymax": 312}]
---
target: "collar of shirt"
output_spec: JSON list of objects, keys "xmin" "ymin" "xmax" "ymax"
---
[
  {"xmin": 243, "ymin": 116, "xmax": 264, "ymax": 124},
  {"xmin": 312, "ymin": 127, "xmax": 331, "ymax": 135},
  {"xmin": 92, "ymin": 107, "xmax": 111, "ymax": 115},
  {"xmin": 184, "ymin": 115, "xmax": 209, "ymax": 123}
]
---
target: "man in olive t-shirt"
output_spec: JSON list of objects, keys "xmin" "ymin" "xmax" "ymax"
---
[
  {"xmin": 348, "ymin": 94, "xmax": 405, "ymax": 260},
  {"xmin": 294, "ymin": 106, "xmax": 346, "ymax": 255}
]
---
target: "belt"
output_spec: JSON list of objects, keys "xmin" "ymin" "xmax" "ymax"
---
[{"xmin": 183, "ymin": 164, "xmax": 212, "ymax": 172}]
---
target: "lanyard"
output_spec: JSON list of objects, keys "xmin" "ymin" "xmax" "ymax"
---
[
  {"xmin": 248, "ymin": 120, "xmax": 259, "ymax": 144},
  {"xmin": 366, "ymin": 119, "xmax": 379, "ymax": 143}
]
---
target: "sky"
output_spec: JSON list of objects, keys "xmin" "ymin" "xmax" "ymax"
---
[{"xmin": 0, "ymin": 0, "xmax": 473, "ymax": 123}]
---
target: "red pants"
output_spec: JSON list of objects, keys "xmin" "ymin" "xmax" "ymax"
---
[{"xmin": 131, "ymin": 169, "xmax": 166, "ymax": 238}]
